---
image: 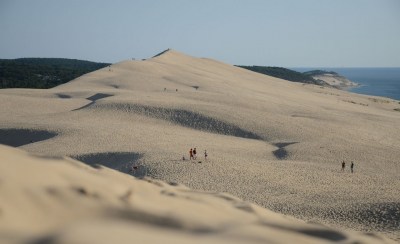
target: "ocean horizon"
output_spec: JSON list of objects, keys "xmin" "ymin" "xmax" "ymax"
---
[{"xmin": 293, "ymin": 67, "xmax": 400, "ymax": 101}]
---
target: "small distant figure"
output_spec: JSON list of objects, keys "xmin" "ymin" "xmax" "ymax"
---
[
  {"xmin": 164, "ymin": 88, "xmax": 166, "ymax": 91},
  {"xmin": 204, "ymin": 150, "xmax": 208, "ymax": 160},
  {"xmin": 341, "ymin": 160, "xmax": 345, "ymax": 171},
  {"xmin": 351, "ymin": 161, "xmax": 354, "ymax": 173},
  {"xmin": 193, "ymin": 148, "xmax": 197, "ymax": 159},
  {"xmin": 131, "ymin": 165, "xmax": 139, "ymax": 171},
  {"xmin": 182, "ymin": 155, "xmax": 186, "ymax": 161},
  {"xmin": 189, "ymin": 148, "xmax": 193, "ymax": 160},
  {"xmin": 176, "ymin": 89, "xmax": 178, "ymax": 92}
]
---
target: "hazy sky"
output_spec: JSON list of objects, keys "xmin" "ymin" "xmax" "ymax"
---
[{"xmin": 1, "ymin": 0, "xmax": 399, "ymax": 67}]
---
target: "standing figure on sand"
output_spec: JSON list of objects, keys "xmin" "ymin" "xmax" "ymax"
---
[
  {"xmin": 341, "ymin": 160, "xmax": 356, "ymax": 173},
  {"xmin": 187, "ymin": 148, "xmax": 207, "ymax": 161},
  {"xmin": 189, "ymin": 148, "xmax": 193, "ymax": 160}
]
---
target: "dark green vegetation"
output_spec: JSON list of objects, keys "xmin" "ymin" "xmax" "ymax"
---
[
  {"xmin": 302, "ymin": 70, "xmax": 338, "ymax": 76},
  {"xmin": 0, "ymin": 58, "xmax": 110, "ymax": 89},
  {"xmin": 152, "ymin": 48, "xmax": 171, "ymax": 58},
  {"xmin": 237, "ymin": 66, "xmax": 329, "ymax": 86}
]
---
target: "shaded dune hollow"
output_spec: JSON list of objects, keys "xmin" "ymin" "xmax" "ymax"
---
[
  {"xmin": 73, "ymin": 93, "xmax": 113, "ymax": 111},
  {"xmin": 324, "ymin": 202, "xmax": 400, "ymax": 232},
  {"xmin": 273, "ymin": 142, "xmax": 298, "ymax": 159},
  {"xmin": 0, "ymin": 128, "xmax": 57, "ymax": 147},
  {"xmin": 56, "ymin": 93, "xmax": 72, "ymax": 99},
  {"xmin": 94, "ymin": 103, "xmax": 263, "ymax": 140},
  {"xmin": 71, "ymin": 152, "xmax": 145, "ymax": 177}
]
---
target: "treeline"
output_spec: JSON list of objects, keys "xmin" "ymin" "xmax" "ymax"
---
[
  {"xmin": 237, "ymin": 66, "xmax": 327, "ymax": 86},
  {"xmin": 303, "ymin": 70, "xmax": 338, "ymax": 76},
  {"xmin": 0, "ymin": 58, "xmax": 110, "ymax": 89}
]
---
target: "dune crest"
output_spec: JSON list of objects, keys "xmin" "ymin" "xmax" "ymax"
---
[{"xmin": 0, "ymin": 50, "xmax": 399, "ymax": 241}]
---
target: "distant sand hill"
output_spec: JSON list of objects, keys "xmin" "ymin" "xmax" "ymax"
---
[
  {"xmin": 310, "ymin": 71, "xmax": 359, "ymax": 89},
  {"xmin": 1, "ymin": 49, "xmax": 399, "ymax": 242}
]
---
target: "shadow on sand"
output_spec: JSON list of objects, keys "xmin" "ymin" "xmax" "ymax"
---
[
  {"xmin": 72, "ymin": 93, "xmax": 113, "ymax": 111},
  {"xmin": 272, "ymin": 142, "xmax": 298, "ymax": 160},
  {"xmin": 71, "ymin": 152, "xmax": 146, "ymax": 177},
  {"xmin": 0, "ymin": 128, "xmax": 58, "ymax": 147},
  {"xmin": 95, "ymin": 104, "xmax": 263, "ymax": 140}
]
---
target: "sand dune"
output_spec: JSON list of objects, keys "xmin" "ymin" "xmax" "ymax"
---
[
  {"xmin": 0, "ymin": 145, "xmax": 395, "ymax": 244},
  {"xmin": 71, "ymin": 151, "xmax": 143, "ymax": 174},
  {"xmin": 312, "ymin": 73, "xmax": 359, "ymax": 89},
  {"xmin": 0, "ymin": 49, "xmax": 399, "ymax": 241}
]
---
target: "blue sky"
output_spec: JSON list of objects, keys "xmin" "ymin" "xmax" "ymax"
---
[{"xmin": 1, "ymin": 0, "xmax": 399, "ymax": 67}]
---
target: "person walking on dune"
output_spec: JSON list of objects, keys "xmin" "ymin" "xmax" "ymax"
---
[
  {"xmin": 341, "ymin": 160, "xmax": 345, "ymax": 171},
  {"xmin": 189, "ymin": 148, "xmax": 193, "ymax": 160},
  {"xmin": 204, "ymin": 150, "xmax": 208, "ymax": 160},
  {"xmin": 351, "ymin": 161, "xmax": 354, "ymax": 173},
  {"xmin": 193, "ymin": 148, "xmax": 197, "ymax": 160}
]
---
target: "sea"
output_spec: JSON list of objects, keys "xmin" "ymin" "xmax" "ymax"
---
[{"xmin": 293, "ymin": 68, "xmax": 400, "ymax": 101}]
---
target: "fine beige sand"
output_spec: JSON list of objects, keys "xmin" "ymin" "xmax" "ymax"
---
[
  {"xmin": 0, "ymin": 145, "xmax": 395, "ymax": 244},
  {"xmin": 1, "ymin": 50, "xmax": 399, "ymax": 242}
]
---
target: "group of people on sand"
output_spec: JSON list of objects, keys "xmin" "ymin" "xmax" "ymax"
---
[
  {"xmin": 164, "ymin": 88, "xmax": 178, "ymax": 92},
  {"xmin": 341, "ymin": 160, "xmax": 355, "ymax": 173},
  {"xmin": 183, "ymin": 148, "xmax": 208, "ymax": 161}
]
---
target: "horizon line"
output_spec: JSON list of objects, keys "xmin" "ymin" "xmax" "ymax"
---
[{"xmin": 1, "ymin": 56, "xmax": 400, "ymax": 69}]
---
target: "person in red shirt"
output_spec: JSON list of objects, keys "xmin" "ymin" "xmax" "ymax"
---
[{"xmin": 189, "ymin": 148, "xmax": 193, "ymax": 160}]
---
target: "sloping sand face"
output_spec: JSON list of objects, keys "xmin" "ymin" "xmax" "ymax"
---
[
  {"xmin": 71, "ymin": 151, "xmax": 143, "ymax": 175},
  {"xmin": 89, "ymin": 103, "xmax": 263, "ymax": 140},
  {"xmin": 0, "ymin": 145, "xmax": 395, "ymax": 244},
  {"xmin": 0, "ymin": 49, "xmax": 399, "ymax": 240}
]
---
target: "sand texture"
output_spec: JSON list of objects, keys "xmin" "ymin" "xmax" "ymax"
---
[
  {"xmin": 0, "ymin": 50, "xmax": 399, "ymax": 242},
  {"xmin": 0, "ymin": 145, "xmax": 395, "ymax": 244}
]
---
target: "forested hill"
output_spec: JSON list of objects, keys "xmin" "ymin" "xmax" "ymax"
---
[
  {"xmin": 237, "ymin": 66, "xmax": 327, "ymax": 86},
  {"xmin": 0, "ymin": 58, "xmax": 111, "ymax": 89},
  {"xmin": 303, "ymin": 70, "xmax": 338, "ymax": 76}
]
